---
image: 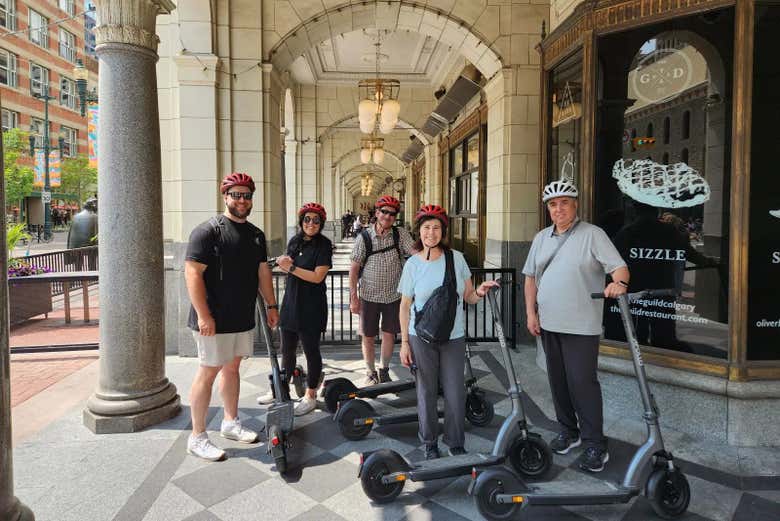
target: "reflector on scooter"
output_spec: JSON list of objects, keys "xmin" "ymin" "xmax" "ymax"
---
[
  {"xmin": 512, "ymin": 496, "xmax": 524, "ymax": 503},
  {"xmin": 271, "ymin": 436, "xmax": 280, "ymax": 446}
]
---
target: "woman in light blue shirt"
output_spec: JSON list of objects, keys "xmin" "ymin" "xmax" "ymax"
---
[{"xmin": 398, "ymin": 205, "xmax": 497, "ymax": 460}]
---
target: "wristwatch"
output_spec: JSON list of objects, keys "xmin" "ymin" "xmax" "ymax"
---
[
  {"xmin": 267, "ymin": 304, "xmax": 279, "ymax": 310},
  {"xmin": 288, "ymin": 264, "xmax": 297, "ymax": 273}
]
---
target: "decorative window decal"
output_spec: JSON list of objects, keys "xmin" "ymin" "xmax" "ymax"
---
[
  {"xmin": 560, "ymin": 151, "xmax": 575, "ymax": 183},
  {"xmin": 611, "ymin": 158, "xmax": 711, "ymax": 208},
  {"xmin": 770, "ymin": 209, "xmax": 780, "ymax": 219}
]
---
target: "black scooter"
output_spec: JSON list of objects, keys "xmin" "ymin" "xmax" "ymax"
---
[
  {"xmin": 470, "ymin": 290, "xmax": 691, "ymax": 520},
  {"xmin": 357, "ymin": 285, "xmax": 552, "ymax": 504},
  {"xmin": 256, "ymin": 294, "xmax": 297, "ymax": 474},
  {"xmin": 334, "ymin": 345, "xmax": 494, "ymax": 440}
]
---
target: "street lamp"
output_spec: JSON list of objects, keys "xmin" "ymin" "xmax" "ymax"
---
[
  {"xmin": 73, "ymin": 59, "xmax": 97, "ymax": 117},
  {"xmin": 28, "ymin": 85, "xmax": 65, "ymax": 242}
]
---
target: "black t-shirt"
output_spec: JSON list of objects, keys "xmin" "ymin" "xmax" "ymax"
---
[
  {"xmin": 279, "ymin": 233, "xmax": 333, "ymax": 333},
  {"xmin": 186, "ymin": 215, "xmax": 267, "ymax": 333}
]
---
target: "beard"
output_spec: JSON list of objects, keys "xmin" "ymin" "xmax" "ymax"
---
[{"xmin": 228, "ymin": 204, "xmax": 252, "ymax": 219}]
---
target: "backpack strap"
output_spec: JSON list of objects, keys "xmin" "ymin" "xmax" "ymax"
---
[
  {"xmin": 208, "ymin": 215, "xmax": 225, "ymax": 281},
  {"xmin": 443, "ymin": 249, "xmax": 455, "ymax": 287},
  {"xmin": 392, "ymin": 226, "xmax": 403, "ymax": 262}
]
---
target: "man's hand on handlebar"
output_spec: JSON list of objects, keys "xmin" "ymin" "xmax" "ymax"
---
[{"xmin": 604, "ymin": 281, "xmax": 628, "ymax": 299}]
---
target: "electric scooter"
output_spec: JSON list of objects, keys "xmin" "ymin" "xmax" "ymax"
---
[
  {"xmin": 357, "ymin": 284, "xmax": 552, "ymax": 504},
  {"xmin": 469, "ymin": 290, "xmax": 691, "ymax": 520},
  {"xmin": 334, "ymin": 345, "xmax": 494, "ymax": 440}
]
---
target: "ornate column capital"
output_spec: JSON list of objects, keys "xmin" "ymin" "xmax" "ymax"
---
[{"xmin": 94, "ymin": 0, "xmax": 176, "ymax": 52}]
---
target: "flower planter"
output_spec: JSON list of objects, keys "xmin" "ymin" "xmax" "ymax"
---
[{"xmin": 9, "ymin": 281, "xmax": 52, "ymax": 326}]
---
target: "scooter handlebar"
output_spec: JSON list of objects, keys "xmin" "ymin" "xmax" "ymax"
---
[{"xmin": 591, "ymin": 288, "xmax": 679, "ymax": 300}]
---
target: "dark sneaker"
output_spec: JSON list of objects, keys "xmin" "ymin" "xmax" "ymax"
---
[
  {"xmin": 425, "ymin": 443, "xmax": 440, "ymax": 460},
  {"xmin": 448, "ymin": 446, "xmax": 467, "ymax": 456},
  {"xmin": 363, "ymin": 370, "xmax": 379, "ymax": 386},
  {"xmin": 579, "ymin": 446, "xmax": 609, "ymax": 473},
  {"xmin": 550, "ymin": 431, "xmax": 582, "ymax": 455},
  {"xmin": 378, "ymin": 367, "xmax": 392, "ymax": 383}
]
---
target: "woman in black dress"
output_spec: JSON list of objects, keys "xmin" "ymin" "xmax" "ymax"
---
[{"xmin": 275, "ymin": 202, "xmax": 332, "ymax": 416}]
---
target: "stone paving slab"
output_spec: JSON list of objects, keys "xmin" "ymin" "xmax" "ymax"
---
[{"xmin": 9, "ymin": 346, "xmax": 780, "ymax": 521}]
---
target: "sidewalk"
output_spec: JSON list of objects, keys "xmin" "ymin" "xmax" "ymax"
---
[{"xmin": 9, "ymin": 343, "xmax": 780, "ymax": 521}]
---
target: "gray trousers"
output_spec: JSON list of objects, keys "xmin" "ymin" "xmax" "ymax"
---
[
  {"xmin": 541, "ymin": 330, "xmax": 606, "ymax": 449},
  {"xmin": 409, "ymin": 335, "xmax": 466, "ymax": 448}
]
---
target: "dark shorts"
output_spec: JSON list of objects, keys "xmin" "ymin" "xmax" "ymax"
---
[{"xmin": 360, "ymin": 298, "xmax": 401, "ymax": 337}]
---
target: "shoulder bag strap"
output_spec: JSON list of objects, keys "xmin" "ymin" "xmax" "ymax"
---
[{"xmin": 536, "ymin": 221, "xmax": 579, "ymax": 288}]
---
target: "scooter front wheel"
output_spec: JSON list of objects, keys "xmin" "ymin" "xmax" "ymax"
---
[
  {"xmin": 473, "ymin": 468, "xmax": 525, "ymax": 521},
  {"xmin": 360, "ymin": 451, "xmax": 405, "ymax": 503},
  {"xmin": 268, "ymin": 424, "xmax": 288, "ymax": 475},
  {"xmin": 336, "ymin": 399, "xmax": 376, "ymax": 440},
  {"xmin": 509, "ymin": 434, "xmax": 552, "ymax": 478},
  {"xmin": 646, "ymin": 467, "xmax": 690, "ymax": 519},
  {"xmin": 465, "ymin": 391, "xmax": 495, "ymax": 427}
]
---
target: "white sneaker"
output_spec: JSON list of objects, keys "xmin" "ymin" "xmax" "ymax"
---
[
  {"xmin": 256, "ymin": 390, "xmax": 275, "ymax": 405},
  {"xmin": 187, "ymin": 432, "xmax": 226, "ymax": 461},
  {"xmin": 220, "ymin": 418, "xmax": 259, "ymax": 443},
  {"xmin": 294, "ymin": 396, "xmax": 317, "ymax": 416}
]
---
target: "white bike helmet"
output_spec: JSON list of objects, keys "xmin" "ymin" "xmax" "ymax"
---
[{"xmin": 542, "ymin": 179, "xmax": 579, "ymax": 202}]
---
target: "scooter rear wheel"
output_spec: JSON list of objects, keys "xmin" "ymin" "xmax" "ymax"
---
[
  {"xmin": 292, "ymin": 365, "xmax": 307, "ymax": 399},
  {"xmin": 465, "ymin": 391, "xmax": 495, "ymax": 427},
  {"xmin": 508, "ymin": 435, "xmax": 552, "ymax": 478},
  {"xmin": 336, "ymin": 399, "xmax": 376, "ymax": 440},
  {"xmin": 646, "ymin": 467, "xmax": 690, "ymax": 519},
  {"xmin": 473, "ymin": 468, "xmax": 525, "ymax": 521},
  {"xmin": 323, "ymin": 377, "xmax": 359, "ymax": 413},
  {"xmin": 360, "ymin": 451, "xmax": 405, "ymax": 503}
]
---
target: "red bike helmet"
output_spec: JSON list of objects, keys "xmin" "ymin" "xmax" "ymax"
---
[
  {"xmin": 220, "ymin": 172, "xmax": 255, "ymax": 194},
  {"xmin": 298, "ymin": 202, "xmax": 327, "ymax": 222},
  {"xmin": 374, "ymin": 195, "xmax": 401, "ymax": 211},
  {"xmin": 415, "ymin": 204, "xmax": 448, "ymax": 228}
]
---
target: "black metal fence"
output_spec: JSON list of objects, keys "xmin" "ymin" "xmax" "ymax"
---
[{"xmin": 270, "ymin": 267, "xmax": 517, "ymax": 348}]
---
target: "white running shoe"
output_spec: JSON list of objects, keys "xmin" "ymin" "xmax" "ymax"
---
[
  {"xmin": 220, "ymin": 418, "xmax": 259, "ymax": 443},
  {"xmin": 187, "ymin": 432, "xmax": 226, "ymax": 461},
  {"xmin": 256, "ymin": 390, "xmax": 275, "ymax": 405},
  {"xmin": 294, "ymin": 396, "xmax": 317, "ymax": 416}
]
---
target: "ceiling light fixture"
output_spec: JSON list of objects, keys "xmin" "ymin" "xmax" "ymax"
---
[{"xmin": 357, "ymin": 32, "xmax": 400, "ymax": 135}]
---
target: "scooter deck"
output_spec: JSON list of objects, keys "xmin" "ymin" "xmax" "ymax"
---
[
  {"xmin": 342, "ymin": 378, "xmax": 416, "ymax": 400},
  {"xmin": 365, "ymin": 409, "xmax": 444, "ymax": 427},
  {"xmin": 498, "ymin": 480, "xmax": 638, "ymax": 507},
  {"xmin": 404, "ymin": 453, "xmax": 503, "ymax": 481}
]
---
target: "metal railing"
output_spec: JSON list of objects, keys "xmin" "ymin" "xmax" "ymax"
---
[
  {"xmin": 270, "ymin": 267, "xmax": 517, "ymax": 348},
  {"xmin": 10, "ymin": 246, "xmax": 98, "ymax": 296}
]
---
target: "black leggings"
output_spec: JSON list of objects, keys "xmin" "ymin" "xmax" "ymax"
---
[{"xmin": 280, "ymin": 328, "xmax": 323, "ymax": 390}]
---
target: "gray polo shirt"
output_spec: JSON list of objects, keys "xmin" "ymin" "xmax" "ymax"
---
[{"xmin": 522, "ymin": 220, "xmax": 626, "ymax": 335}]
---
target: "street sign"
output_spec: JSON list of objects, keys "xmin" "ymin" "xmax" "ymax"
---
[{"xmin": 41, "ymin": 191, "xmax": 51, "ymax": 204}]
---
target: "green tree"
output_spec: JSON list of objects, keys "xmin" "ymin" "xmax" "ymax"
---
[
  {"xmin": 3, "ymin": 128, "xmax": 35, "ymax": 209},
  {"xmin": 60, "ymin": 155, "xmax": 97, "ymax": 207}
]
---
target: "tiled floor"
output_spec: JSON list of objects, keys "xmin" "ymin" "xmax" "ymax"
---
[{"xmin": 11, "ymin": 345, "xmax": 780, "ymax": 521}]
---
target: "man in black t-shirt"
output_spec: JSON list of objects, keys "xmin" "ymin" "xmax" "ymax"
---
[{"xmin": 184, "ymin": 172, "xmax": 279, "ymax": 462}]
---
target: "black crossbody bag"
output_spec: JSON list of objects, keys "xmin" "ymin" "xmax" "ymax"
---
[{"xmin": 414, "ymin": 249, "xmax": 458, "ymax": 344}]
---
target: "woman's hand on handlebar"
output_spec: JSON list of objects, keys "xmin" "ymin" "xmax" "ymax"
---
[
  {"xmin": 526, "ymin": 312, "xmax": 541, "ymax": 337},
  {"xmin": 277, "ymin": 255, "xmax": 294, "ymax": 272},
  {"xmin": 477, "ymin": 279, "xmax": 500, "ymax": 297},
  {"xmin": 400, "ymin": 340, "xmax": 414, "ymax": 368}
]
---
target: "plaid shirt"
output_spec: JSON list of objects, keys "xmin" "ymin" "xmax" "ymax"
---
[{"xmin": 351, "ymin": 224, "xmax": 415, "ymax": 303}]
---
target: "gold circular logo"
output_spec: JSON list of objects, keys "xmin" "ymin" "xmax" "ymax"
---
[{"xmin": 632, "ymin": 48, "xmax": 693, "ymax": 105}]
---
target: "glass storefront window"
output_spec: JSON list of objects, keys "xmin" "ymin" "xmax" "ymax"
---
[
  {"xmin": 748, "ymin": 3, "xmax": 780, "ymax": 361},
  {"xmin": 448, "ymin": 130, "xmax": 482, "ymax": 266},
  {"xmin": 595, "ymin": 10, "xmax": 734, "ymax": 360},
  {"xmin": 467, "ymin": 134, "xmax": 479, "ymax": 170},
  {"xmin": 549, "ymin": 52, "xmax": 582, "ymax": 187}
]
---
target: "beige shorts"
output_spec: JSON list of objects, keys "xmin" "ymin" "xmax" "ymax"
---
[{"xmin": 192, "ymin": 330, "xmax": 254, "ymax": 367}]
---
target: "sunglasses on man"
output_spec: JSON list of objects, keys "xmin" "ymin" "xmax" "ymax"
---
[
  {"xmin": 302, "ymin": 216, "xmax": 321, "ymax": 225},
  {"xmin": 227, "ymin": 192, "xmax": 253, "ymax": 200},
  {"xmin": 379, "ymin": 208, "xmax": 398, "ymax": 217}
]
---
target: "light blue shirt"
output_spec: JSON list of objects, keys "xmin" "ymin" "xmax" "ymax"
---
[{"xmin": 398, "ymin": 249, "xmax": 472, "ymax": 340}]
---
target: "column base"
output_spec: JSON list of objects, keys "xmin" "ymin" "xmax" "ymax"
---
[
  {"xmin": 83, "ymin": 382, "xmax": 181, "ymax": 434},
  {"xmin": 4, "ymin": 497, "xmax": 35, "ymax": 521}
]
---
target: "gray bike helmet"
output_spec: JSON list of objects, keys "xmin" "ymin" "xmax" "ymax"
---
[{"xmin": 542, "ymin": 179, "xmax": 579, "ymax": 202}]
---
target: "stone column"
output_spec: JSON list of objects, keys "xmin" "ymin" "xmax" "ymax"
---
[
  {"xmin": 0, "ymin": 127, "xmax": 34, "ymax": 521},
  {"xmin": 84, "ymin": 0, "xmax": 181, "ymax": 434}
]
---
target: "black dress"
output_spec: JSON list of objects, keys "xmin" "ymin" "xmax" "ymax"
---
[{"xmin": 279, "ymin": 233, "xmax": 333, "ymax": 333}]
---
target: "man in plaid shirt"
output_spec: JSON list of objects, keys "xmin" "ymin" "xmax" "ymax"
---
[{"xmin": 349, "ymin": 195, "xmax": 415, "ymax": 385}]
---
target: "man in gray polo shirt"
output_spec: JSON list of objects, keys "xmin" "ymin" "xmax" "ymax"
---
[{"xmin": 523, "ymin": 179, "xmax": 629, "ymax": 473}]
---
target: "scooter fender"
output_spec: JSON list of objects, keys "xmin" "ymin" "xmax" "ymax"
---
[{"xmin": 358, "ymin": 449, "xmax": 410, "ymax": 479}]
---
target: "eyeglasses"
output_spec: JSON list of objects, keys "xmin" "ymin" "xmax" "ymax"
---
[
  {"xmin": 303, "ymin": 216, "xmax": 321, "ymax": 225},
  {"xmin": 227, "ymin": 192, "xmax": 253, "ymax": 201},
  {"xmin": 379, "ymin": 209, "xmax": 398, "ymax": 217}
]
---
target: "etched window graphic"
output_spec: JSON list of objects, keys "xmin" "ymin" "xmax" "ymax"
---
[
  {"xmin": 611, "ymin": 158, "xmax": 711, "ymax": 208},
  {"xmin": 770, "ymin": 209, "xmax": 780, "ymax": 219}
]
